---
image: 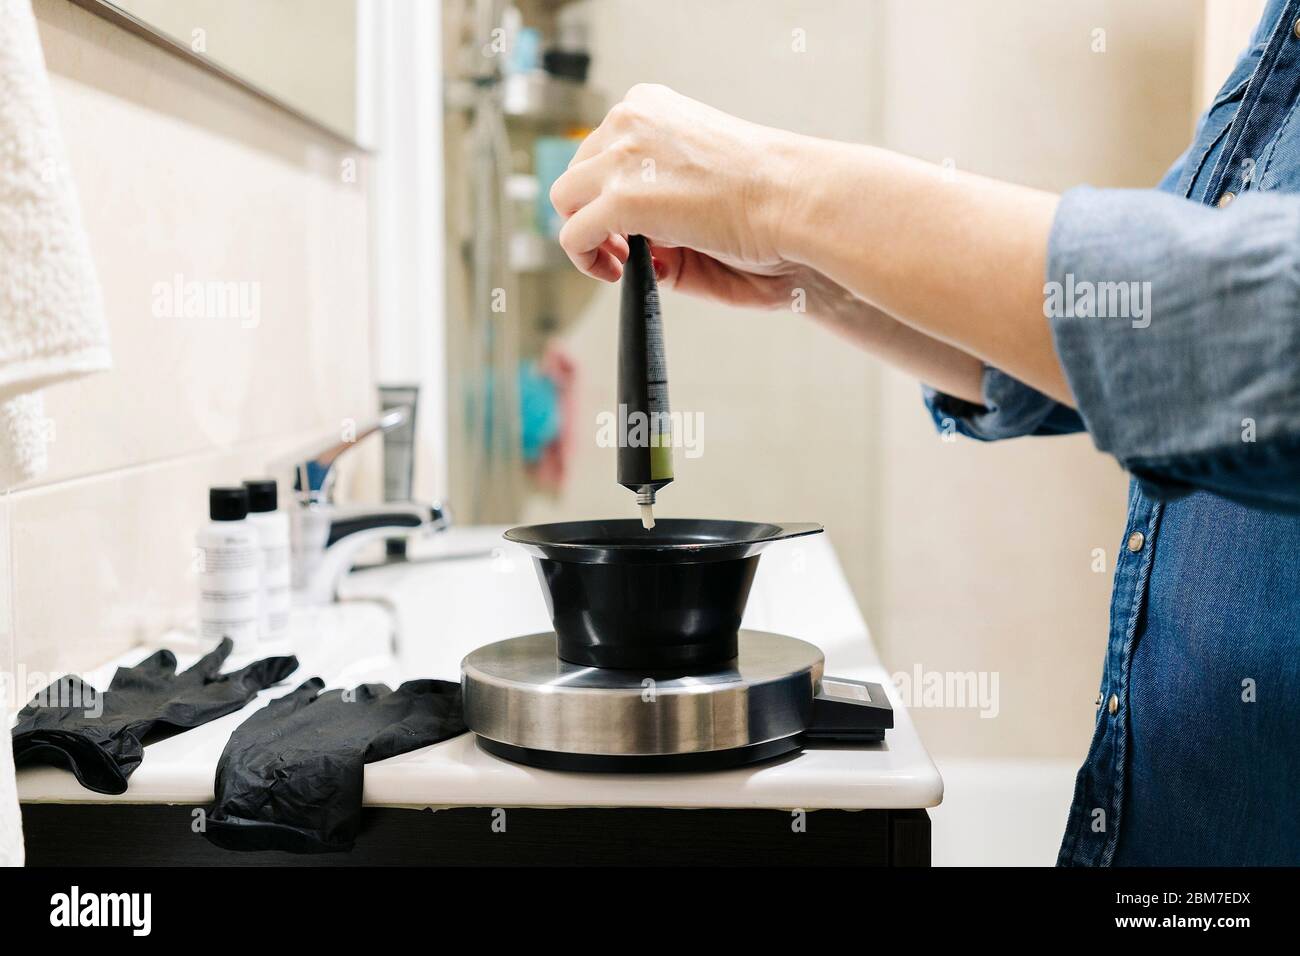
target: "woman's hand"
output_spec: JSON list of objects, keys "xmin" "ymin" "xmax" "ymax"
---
[
  {"xmin": 549, "ymin": 83, "xmax": 800, "ymax": 290},
  {"xmin": 551, "ymin": 83, "xmax": 1066, "ymax": 405}
]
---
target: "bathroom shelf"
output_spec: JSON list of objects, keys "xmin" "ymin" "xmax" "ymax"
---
[
  {"xmin": 444, "ymin": 72, "xmax": 601, "ymax": 128},
  {"xmin": 510, "ymin": 232, "xmax": 571, "ymax": 273},
  {"xmin": 503, "ymin": 71, "xmax": 601, "ymax": 126}
]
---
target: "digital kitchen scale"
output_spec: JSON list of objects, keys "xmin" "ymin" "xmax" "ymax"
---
[{"xmin": 461, "ymin": 629, "xmax": 893, "ymax": 772}]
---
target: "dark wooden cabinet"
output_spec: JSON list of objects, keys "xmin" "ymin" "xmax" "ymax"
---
[{"xmin": 22, "ymin": 803, "xmax": 930, "ymax": 866}]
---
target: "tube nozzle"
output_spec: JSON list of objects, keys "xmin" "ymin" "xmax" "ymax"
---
[{"xmin": 634, "ymin": 486, "xmax": 656, "ymax": 529}]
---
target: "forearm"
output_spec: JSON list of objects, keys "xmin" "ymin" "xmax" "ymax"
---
[
  {"xmin": 799, "ymin": 271, "xmax": 984, "ymax": 403},
  {"xmin": 774, "ymin": 139, "xmax": 1070, "ymax": 404}
]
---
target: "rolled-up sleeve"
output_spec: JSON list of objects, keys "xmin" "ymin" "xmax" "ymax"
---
[
  {"xmin": 923, "ymin": 367, "xmax": 1083, "ymax": 441},
  {"xmin": 1047, "ymin": 186, "xmax": 1300, "ymax": 510}
]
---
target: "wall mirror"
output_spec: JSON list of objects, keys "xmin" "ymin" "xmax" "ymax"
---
[{"xmin": 77, "ymin": 0, "xmax": 361, "ymax": 144}]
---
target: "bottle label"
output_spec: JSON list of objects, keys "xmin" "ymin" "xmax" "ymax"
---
[
  {"xmin": 643, "ymin": 288, "xmax": 673, "ymax": 481},
  {"xmin": 200, "ymin": 546, "xmax": 258, "ymax": 573},
  {"xmin": 197, "ymin": 538, "xmax": 259, "ymax": 650},
  {"xmin": 258, "ymin": 543, "xmax": 292, "ymax": 639}
]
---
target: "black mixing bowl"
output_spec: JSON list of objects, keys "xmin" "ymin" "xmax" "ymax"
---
[{"xmin": 503, "ymin": 518, "xmax": 823, "ymax": 671}]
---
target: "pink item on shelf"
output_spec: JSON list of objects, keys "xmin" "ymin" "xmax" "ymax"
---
[{"xmin": 530, "ymin": 343, "xmax": 577, "ymax": 491}]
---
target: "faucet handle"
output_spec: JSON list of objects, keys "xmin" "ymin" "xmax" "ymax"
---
[{"xmin": 324, "ymin": 501, "xmax": 442, "ymax": 546}]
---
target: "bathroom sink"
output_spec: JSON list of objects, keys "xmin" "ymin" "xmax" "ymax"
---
[{"xmin": 335, "ymin": 526, "xmax": 552, "ymax": 680}]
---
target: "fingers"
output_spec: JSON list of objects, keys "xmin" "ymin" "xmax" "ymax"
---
[
  {"xmin": 590, "ymin": 233, "xmax": 631, "ymax": 280},
  {"xmin": 647, "ymin": 244, "xmax": 683, "ymax": 284},
  {"xmin": 549, "ymin": 153, "xmax": 632, "ymax": 270},
  {"xmin": 183, "ymin": 638, "xmax": 232, "ymax": 680},
  {"xmin": 242, "ymin": 677, "xmax": 325, "ymax": 725},
  {"xmin": 604, "ymin": 232, "xmax": 630, "ymax": 263},
  {"xmin": 551, "ymin": 89, "xmax": 674, "ymax": 281},
  {"xmin": 568, "ymin": 119, "xmax": 619, "ymax": 168},
  {"xmin": 229, "ymin": 654, "xmax": 300, "ymax": 693},
  {"xmin": 129, "ymin": 649, "xmax": 180, "ymax": 679},
  {"xmin": 549, "ymin": 150, "xmax": 608, "ymax": 219},
  {"xmin": 551, "ymin": 127, "xmax": 643, "ymax": 281},
  {"xmin": 587, "ymin": 245, "xmax": 625, "ymax": 282},
  {"xmin": 551, "ymin": 152, "xmax": 627, "ymax": 281},
  {"xmin": 558, "ymin": 195, "xmax": 626, "ymax": 280},
  {"xmin": 648, "ymin": 246, "xmax": 788, "ymax": 308}
]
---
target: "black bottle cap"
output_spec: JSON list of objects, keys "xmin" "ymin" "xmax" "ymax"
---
[
  {"xmin": 243, "ymin": 479, "xmax": 278, "ymax": 513},
  {"xmin": 210, "ymin": 486, "xmax": 250, "ymax": 521}
]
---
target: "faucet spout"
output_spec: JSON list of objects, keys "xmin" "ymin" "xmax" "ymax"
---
[
  {"xmin": 293, "ymin": 407, "xmax": 411, "ymax": 505},
  {"xmin": 279, "ymin": 399, "xmax": 451, "ymax": 605}
]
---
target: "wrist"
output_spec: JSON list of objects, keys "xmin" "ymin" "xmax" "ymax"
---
[
  {"xmin": 781, "ymin": 266, "xmax": 851, "ymax": 318},
  {"xmin": 762, "ymin": 134, "xmax": 852, "ymax": 266},
  {"xmin": 774, "ymin": 139, "xmax": 900, "ymax": 280},
  {"xmin": 751, "ymin": 129, "xmax": 823, "ymax": 265}
]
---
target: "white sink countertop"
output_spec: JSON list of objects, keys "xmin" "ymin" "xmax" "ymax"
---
[{"xmin": 16, "ymin": 526, "xmax": 943, "ymax": 811}]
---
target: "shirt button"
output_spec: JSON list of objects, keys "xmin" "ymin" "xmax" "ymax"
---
[
  {"xmin": 1126, "ymin": 530, "xmax": 1145, "ymax": 552},
  {"xmin": 1217, "ymin": 191, "xmax": 1235, "ymax": 207},
  {"xmin": 1108, "ymin": 694, "xmax": 1119, "ymax": 715},
  {"xmin": 1293, "ymin": 15, "xmax": 1300, "ymax": 39}
]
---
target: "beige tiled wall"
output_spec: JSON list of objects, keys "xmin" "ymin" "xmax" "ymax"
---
[
  {"xmin": 2, "ymin": 1, "xmax": 373, "ymax": 681},
  {"xmin": 874, "ymin": 0, "xmax": 1199, "ymax": 758}
]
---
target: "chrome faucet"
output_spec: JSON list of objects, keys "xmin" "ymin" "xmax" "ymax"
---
[{"xmin": 287, "ymin": 403, "xmax": 449, "ymax": 605}]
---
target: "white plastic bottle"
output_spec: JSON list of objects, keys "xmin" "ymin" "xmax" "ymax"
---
[
  {"xmin": 243, "ymin": 478, "xmax": 292, "ymax": 644},
  {"xmin": 196, "ymin": 486, "xmax": 260, "ymax": 652}
]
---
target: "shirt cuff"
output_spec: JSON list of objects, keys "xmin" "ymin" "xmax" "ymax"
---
[{"xmin": 923, "ymin": 365, "xmax": 1084, "ymax": 441}]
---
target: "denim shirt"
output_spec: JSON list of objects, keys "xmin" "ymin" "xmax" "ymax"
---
[{"xmin": 927, "ymin": 0, "xmax": 1300, "ymax": 865}]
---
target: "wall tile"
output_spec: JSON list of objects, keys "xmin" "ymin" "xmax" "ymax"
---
[
  {"xmin": 8, "ymin": 432, "xmax": 331, "ymax": 679},
  {"xmin": 27, "ymin": 0, "xmax": 374, "ymax": 490},
  {"xmin": 5, "ymin": 3, "xmax": 378, "ymax": 680}
]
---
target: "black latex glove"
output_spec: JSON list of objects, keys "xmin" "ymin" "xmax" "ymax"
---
[
  {"xmin": 205, "ymin": 678, "xmax": 466, "ymax": 853},
  {"xmin": 12, "ymin": 638, "xmax": 297, "ymax": 795}
]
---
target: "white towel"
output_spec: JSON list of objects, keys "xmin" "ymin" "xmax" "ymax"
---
[
  {"xmin": 0, "ymin": 0, "xmax": 112, "ymax": 866},
  {"xmin": 0, "ymin": 393, "xmax": 48, "ymax": 485},
  {"xmin": 0, "ymin": 0, "xmax": 110, "ymax": 489}
]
